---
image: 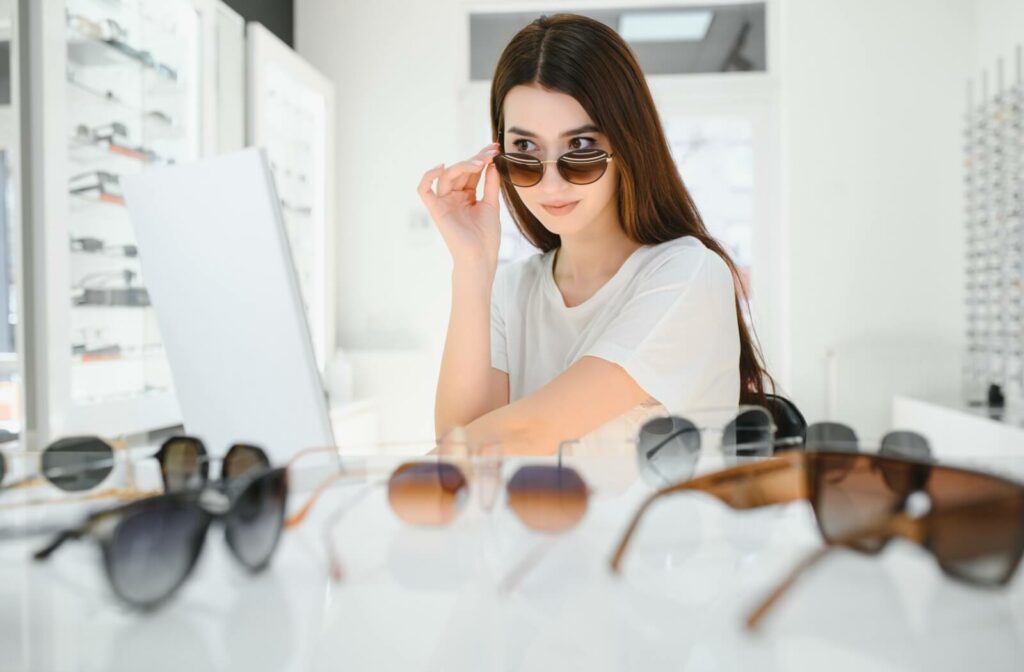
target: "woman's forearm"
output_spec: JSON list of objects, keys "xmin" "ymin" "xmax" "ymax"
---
[
  {"xmin": 435, "ymin": 263, "xmax": 497, "ymax": 438},
  {"xmin": 462, "ymin": 401, "xmax": 557, "ymax": 456}
]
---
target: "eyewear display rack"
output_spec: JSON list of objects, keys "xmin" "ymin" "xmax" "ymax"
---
[
  {"xmin": 964, "ymin": 46, "xmax": 1024, "ymax": 407},
  {"xmin": 23, "ymin": 0, "xmax": 232, "ymax": 444},
  {"xmin": 246, "ymin": 23, "xmax": 336, "ymax": 374}
]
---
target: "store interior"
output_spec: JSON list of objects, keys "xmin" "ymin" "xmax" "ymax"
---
[{"xmin": 1, "ymin": 1, "xmax": 1023, "ymax": 670}]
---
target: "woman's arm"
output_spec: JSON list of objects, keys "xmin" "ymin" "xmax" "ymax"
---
[
  {"xmin": 434, "ymin": 264, "xmax": 510, "ymax": 438},
  {"xmin": 416, "ymin": 145, "xmax": 505, "ymax": 439},
  {"xmin": 457, "ymin": 355, "xmax": 650, "ymax": 455}
]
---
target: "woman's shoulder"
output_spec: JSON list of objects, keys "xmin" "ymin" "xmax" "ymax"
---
[{"xmin": 637, "ymin": 235, "xmax": 733, "ymax": 288}]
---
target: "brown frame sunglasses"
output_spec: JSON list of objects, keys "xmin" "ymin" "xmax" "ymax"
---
[{"xmin": 610, "ymin": 450, "xmax": 1024, "ymax": 629}]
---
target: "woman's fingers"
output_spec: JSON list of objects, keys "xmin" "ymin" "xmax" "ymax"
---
[
  {"xmin": 458, "ymin": 143, "xmax": 501, "ymax": 197},
  {"xmin": 437, "ymin": 144, "xmax": 501, "ymax": 197},
  {"xmin": 481, "ymin": 157, "xmax": 500, "ymax": 208},
  {"xmin": 418, "ymin": 143, "xmax": 501, "ymax": 219},
  {"xmin": 417, "ymin": 163, "xmax": 446, "ymax": 218}
]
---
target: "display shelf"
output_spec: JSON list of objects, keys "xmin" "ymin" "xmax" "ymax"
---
[{"xmin": 247, "ymin": 22, "xmax": 335, "ymax": 375}]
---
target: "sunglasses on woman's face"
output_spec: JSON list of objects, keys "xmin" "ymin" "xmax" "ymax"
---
[
  {"xmin": 33, "ymin": 466, "xmax": 288, "ymax": 610},
  {"xmin": 610, "ymin": 449, "xmax": 1024, "ymax": 629},
  {"xmin": 493, "ymin": 147, "xmax": 615, "ymax": 187},
  {"xmin": 0, "ymin": 435, "xmax": 269, "ymax": 506}
]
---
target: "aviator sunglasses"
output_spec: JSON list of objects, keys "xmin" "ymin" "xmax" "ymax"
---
[{"xmin": 492, "ymin": 130, "xmax": 615, "ymax": 187}]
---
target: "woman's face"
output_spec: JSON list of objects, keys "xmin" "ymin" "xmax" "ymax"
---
[{"xmin": 501, "ymin": 83, "xmax": 618, "ymax": 237}]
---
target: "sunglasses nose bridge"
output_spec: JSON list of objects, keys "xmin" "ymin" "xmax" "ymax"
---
[{"xmin": 544, "ymin": 156, "xmax": 585, "ymax": 191}]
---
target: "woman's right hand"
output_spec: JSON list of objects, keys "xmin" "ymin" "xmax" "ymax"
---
[{"xmin": 417, "ymin": 143, "xmax": 502, "ymax": 273}]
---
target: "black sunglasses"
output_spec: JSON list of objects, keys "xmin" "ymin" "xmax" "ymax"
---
[
  {"xmin": 636, "ymin": 407, "xmax": 932, "ymax": 486},
  {"xmin": 33, "ymin": 466, "xmax": 288, "ymax": 609}
]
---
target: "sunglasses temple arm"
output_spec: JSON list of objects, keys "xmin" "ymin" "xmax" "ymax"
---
[
  {"xmin": 1, "ymin": 474, "xmax": 47, "ymax": 491},
  {"xmin": 323, "ymin": 483, "xmax": 379, "ymax": 582},
  {"xmin": 609, "ymin": 488, "xmax": 665, "ymax": 573},
  {"xmin": 745, "ymin": 544, "xmax": 835, "ymax": 630},
  {"xmin": 285, "ymin": 465, "xmax": 392, "ymax": 529},
  {"xmin": 610, "ymin": 458, "xmax": 802, "ymax": 573},
  {"xmin": 500, "ymin": 536, "xmax": 558, "ymax": 593},
  {"xmin": 744, "ymin": 514, "xmax": 918, "ymax": 630},
  {"xmin": 32, "ymin": 526, "xmax": 86, "ymax": 561}
]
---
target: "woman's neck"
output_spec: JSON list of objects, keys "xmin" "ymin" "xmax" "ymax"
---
[{"xmin": 554, "ymin": 208, "xmax": 641, "ymax": 284}]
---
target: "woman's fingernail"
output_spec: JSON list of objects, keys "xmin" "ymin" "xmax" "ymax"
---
[{"xmin": 471, "ymin": 160, "xmax": 483, "ymax": 166}]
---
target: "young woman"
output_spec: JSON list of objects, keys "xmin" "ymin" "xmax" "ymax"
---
[{"xmin": 418, "ymin": 14, "xmax": 772, "ymax": 455}]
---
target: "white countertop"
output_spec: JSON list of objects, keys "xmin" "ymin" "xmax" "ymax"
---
[{"xmin": 1, "ymin": 452, "xmax": 1023, "ymax": 672}]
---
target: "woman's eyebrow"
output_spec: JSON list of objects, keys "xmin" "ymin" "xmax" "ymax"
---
[{"xmin": 506, "ymin": 124, "xmax": 601, "ymax": 138}]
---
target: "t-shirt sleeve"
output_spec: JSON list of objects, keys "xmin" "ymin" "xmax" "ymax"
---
[
  {"xmin": 581, "ymin": 248, "xmax": 741, "ymax": 414},
  {"xmin": 490, "ymin": 266, "xmax": 509, "ymax": 373}
]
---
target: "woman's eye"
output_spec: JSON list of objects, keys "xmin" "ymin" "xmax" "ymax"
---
[{"xmin": 510, "ymin": 137, "xmax": 596, "ymax": 152}]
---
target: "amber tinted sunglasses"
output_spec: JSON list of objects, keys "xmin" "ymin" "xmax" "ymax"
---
[
  {"xmin": 285, "ymin": 444, "xmax": 589, "ymax": 533},
  {"xmin": 493, "ymin": 148, "xmax": 615, "ymax": 187},
  {"xmin": 610, "ymin": 450, "xmax": 1024, "ymax": 629}
]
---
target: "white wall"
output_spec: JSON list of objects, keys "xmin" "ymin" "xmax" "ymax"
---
[
  {"xmin": 297, "ymin": 0, "xmax": 1011, "ymax": 440},
  {"xmin": 779, "ymin": 0, "xmax": 974, "ymax": 433},
  {"xmin": 973, "ymin": 0, "xmax": 1024, "ymax": 74}
]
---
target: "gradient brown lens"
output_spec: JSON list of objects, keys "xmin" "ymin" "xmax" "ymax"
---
[
  {"xmin": 506, "ymin": 465, "xmax": 587, "ymax": 532},
  {"xmin": 387, "ymin": 462, "xmax": 468, "ymax": 526},
  {"xmin": 808, "ymin": 453, "xmax": 908, "ymax": 553},
  {"xmin": 924, "ymin": 468, "xmax": 1024, "ymax": 586},
  {"xmin": 494, "ymin": 149, "xmax": 610, "ymax": 187},
  {"xmin": 556, "ymin": 149, "xmax": 610, "ymax": 185},
  {"xmin": 223, "ymin": 443, "xmax": 270, "ymax": 482},
  {"xmin": 805, "ymin": 422, "xmax": 859, "ymax": 484},
  {"xmin": 158, "ymin": 437, "xmax": 208, "ymax": 492},
  {"xmin": 494, "ymin": 153, "xmax": 543, "ymax": 187}
]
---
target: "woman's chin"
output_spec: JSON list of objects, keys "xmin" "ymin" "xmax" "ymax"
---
[{"xmin": 538, "ymin": 215, "xmax": 587, "ymax": 238}]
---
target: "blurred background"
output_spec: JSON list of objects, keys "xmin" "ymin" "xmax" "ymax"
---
[{"xmin": 5, "ymin": 0, "xmax": 1023, "ymax": 454}]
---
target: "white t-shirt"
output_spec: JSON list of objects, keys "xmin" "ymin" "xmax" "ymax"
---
[{"xmin": 490, "ymin": 235, "xmax": 741, "ymax": 446}]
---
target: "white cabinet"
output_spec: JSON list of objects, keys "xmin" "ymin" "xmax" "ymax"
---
[
  {"xmin": 246, "ymin": 22, "xmax": 336, "ymax": 375},
  {"xmin": 22, "ymin": 5, "xmax": 335, "ymax": 446},
  {"xmin": 24, "ymin": 0, "xmax": 224, "ymax": 444}
]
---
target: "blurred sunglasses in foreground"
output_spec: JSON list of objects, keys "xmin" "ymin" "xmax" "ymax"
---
[
  {"xmin": 610, "ymin": 448, "xmax": 1024, "ymax": 630},
  {"xmin": 635, "ymin": 405, "xmax": 785, "ymax": 486},
  {"xmin": 0, "ymin": 435, "xmax": 269, "ymax": 508},
  {"xmin": 287, "ymin": 441, "xmax": 590, "ymax": 534},
  {"xmin": 32, "ymin": 458, "xmax": 286, "ymax": 610},
  {"xmin": 635, "ymin": 399, "xmax": 932, "ymax": 486}
]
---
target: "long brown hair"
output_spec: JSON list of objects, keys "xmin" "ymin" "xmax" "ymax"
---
[{"xmin": 489, "ymin": 13, "xmax": 774, "ymax": 405}]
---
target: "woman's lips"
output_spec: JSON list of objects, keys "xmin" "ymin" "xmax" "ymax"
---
[{"xmin": 541, "ymin": 200, "xmax": 580, "ymax": 216}]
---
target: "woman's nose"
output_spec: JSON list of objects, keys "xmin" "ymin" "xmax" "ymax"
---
[{"xmin": 538, "ymin": 157, "xmax": 568, "ymax": 191}]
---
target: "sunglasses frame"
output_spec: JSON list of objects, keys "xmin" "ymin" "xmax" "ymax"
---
[
  {"xmin": 494, "ymin": 147, "xmax": 615, "ymax": 187},
  {"xmin": 34, "ymin": 466, "xmax": 288, "ymax": 610},
  {"xmin": 610, "ymin": 449, "xmax": 1024, "ymax": 627},
  {"xmin": 0, "ymin": 436, "xmax": 270, "ymax": 511},
  {"xmin": 284, "ymin": 444, "xmax": 591, "ymax": 534}
]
